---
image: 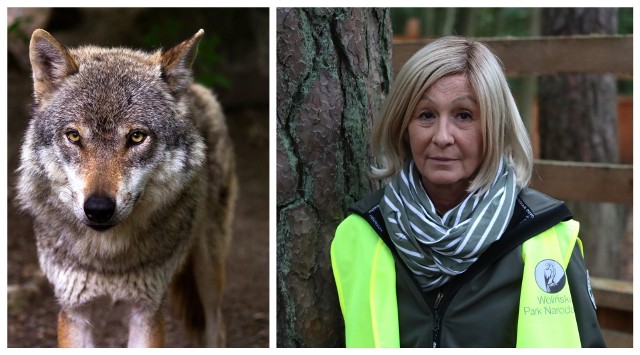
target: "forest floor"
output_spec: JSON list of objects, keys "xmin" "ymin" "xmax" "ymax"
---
[{"xmin": 6, "ymin": 67, "xmax": 270, "ymax": 348}]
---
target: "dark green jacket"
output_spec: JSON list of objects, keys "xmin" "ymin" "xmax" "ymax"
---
[{"xmin": 332, "ymin": 188, "xmax": 606, "ymax": 347}]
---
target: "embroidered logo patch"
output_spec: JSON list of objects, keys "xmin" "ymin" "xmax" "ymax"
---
[{"xmin": 534, "ymin": 259, "xmax": 566, "ymax": 293}]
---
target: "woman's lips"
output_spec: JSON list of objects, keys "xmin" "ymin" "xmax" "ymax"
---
[{"xmin": 430, "ymin": 157, "xmax": 456, "ymax": 162}]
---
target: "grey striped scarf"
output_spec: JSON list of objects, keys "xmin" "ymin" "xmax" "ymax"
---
[{"xmin": 380, "ymin": 158, "xmax": 520, "ymax": 292}]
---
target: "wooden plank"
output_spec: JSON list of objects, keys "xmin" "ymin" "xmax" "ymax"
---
[
  {"xmin": 591, "ymin": 277, "xmax": 633, "ymax": 312},
  {"xmin": 601, "ymin": 329, "xmax": 633, "ymax": 348},
  {"xmin": 592, "ymin": 277, "xmax": 633, "ymax": 344},
  {"xmin": 597, "ymin": 307, "xmax": 633, "ymax": 334},
  {"xmin": 529, "ymin": 160, "xmax": 632, "ymax": 205},
  {"xmin": 393, "ymin": 35, "xmax": 633, "ymax": 78}
]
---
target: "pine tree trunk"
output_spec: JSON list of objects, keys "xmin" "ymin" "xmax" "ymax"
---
[
  {"xmin": 538, "ymin": 8, "xmax": 628, "ymax": 279},
  {"xmin": 276, "ymin": 8, "xmax": 392, "ymax": 347}
]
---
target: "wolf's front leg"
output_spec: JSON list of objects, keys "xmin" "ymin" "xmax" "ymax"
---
[
  {"xmin": 58, "ymin": 309, "xmax": 95, "ymax": 347},
  {"xmin": 127, "ymin": 305, "xmax": 165, "ymax": 347}
]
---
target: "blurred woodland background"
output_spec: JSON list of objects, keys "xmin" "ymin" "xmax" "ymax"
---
[
  {"xmin": 277, "ymin": 7, "xmax": 632, "ymax": 347},
  {"xmin": 7, "ymin": 8, "xmax": 269, "ymax": 347}
]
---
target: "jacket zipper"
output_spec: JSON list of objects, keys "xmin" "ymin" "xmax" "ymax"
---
[{"xmin": 432, "ymin": 291, "xmax": 444, "ymax": 348}]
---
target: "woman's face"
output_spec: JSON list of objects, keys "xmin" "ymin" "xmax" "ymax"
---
[{"xmin": 407, "ymin": 74, "xmax": 483, "ymax": 195}]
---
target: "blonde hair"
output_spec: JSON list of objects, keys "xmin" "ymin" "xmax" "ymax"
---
[{"xmin": 371, "ymin": 36, "xmax": 532, "ymax": 193}]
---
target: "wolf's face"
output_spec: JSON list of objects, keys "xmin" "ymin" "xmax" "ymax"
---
[
  {"xmin": 36, "ymin": 70, "xmax": 198, "ymax": 231},
  {"xmin": 20, "ymin": 30, "xmax": 206, "ymax": 232}
]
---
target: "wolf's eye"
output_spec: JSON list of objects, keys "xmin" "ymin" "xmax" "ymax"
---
[
  {"xmin": 66, "ymin": 131, "xmax": 81, "ymax": 144},
  {"xmin": 129, "ymin": 131, "xmax": 147, "ymax": 145}
]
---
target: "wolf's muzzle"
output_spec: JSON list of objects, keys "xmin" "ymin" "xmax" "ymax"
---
[{"xmin": 84, "ymin": 195, "xmax": 116, "ymax": 230}]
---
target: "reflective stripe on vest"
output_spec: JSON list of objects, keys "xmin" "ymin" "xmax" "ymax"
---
[
  {"xmin": 331, "ymin": 215, "xmax": 582, "ymax": 348},
  {"xmin": 516, "ymin": 219, "xmax": 582, "ymax": 347}
]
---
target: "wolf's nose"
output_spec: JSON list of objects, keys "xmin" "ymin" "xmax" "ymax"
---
[{"xmin": 84, "ymin": 195, "xmax": 116, "ymax": 223}]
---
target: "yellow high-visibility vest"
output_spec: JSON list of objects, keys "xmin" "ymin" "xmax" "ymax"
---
[
  {"xmin": 332, "ymin": 214, "xmax": 400, "ymax": 347},
  {"xmin": 331, "ymin": 215, "xmax": 582, "ymax": 348},
  {"xmin": 517, "ymin": 219, "xmax": 582, "ymax": 347}
]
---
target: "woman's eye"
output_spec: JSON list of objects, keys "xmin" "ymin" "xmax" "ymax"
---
[
  {"xmin": 418, "ymin": 111, "xmax": 435, "ymax": 120},
  {"xmin": 129, "ymin": 131, "xmax": 147, "ymax": 145},
  {"xmin": 457, "ymin": 112, "xmax": 472, "ymax": 120},
  {"xmin": 66, "ymin": 131, "xmax": 81, "ymax": 144}
]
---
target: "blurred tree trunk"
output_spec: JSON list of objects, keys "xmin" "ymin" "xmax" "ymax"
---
[
  {"xmin": 461, "ymin": 8, "xmax": 477, "ymax": 37},
  {"xmin": 538, "ymin": 8, "xmax": 628, "ymax": 279},
  {"xmin": 442, "ymin": 8, "xmax": 457, "ymax": 36},
  {"xmin": 420, "ymin": 9, "xmax": 435, "ymax": 37},
  {"xmin": 517, "ymin": 8, "xmax": 541, "ymax": 135},
  {"xmin": 494, "ymin": 8, "xmax": 508, "ymax": 35},
  {"xmin": 276, "ymin": 8, "xmax": 392, "ymax": 347}
]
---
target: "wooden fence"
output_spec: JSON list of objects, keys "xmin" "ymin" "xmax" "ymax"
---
[
  {"xmin": 393, "ymin": 34, "xmax": 633, "ymax": 347},
  {"xmin": 530, "ymin": 160, "xmax": 633, "ymax": 347},
  {"xmin": 393, "ymin": 35, "xmax": 633, "ymax": 78}
]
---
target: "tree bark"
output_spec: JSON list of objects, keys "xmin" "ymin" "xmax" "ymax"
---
[
  {"xmin": 538, "ymin": 8, "xmax": 628, "ymax": 279},
  {"xmin": 276, "ymin": 8, "xmax": 392, "ymax": 347}
]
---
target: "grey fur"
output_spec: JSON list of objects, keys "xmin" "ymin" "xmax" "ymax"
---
[{"xmin": 17, "ymin": 29, "xmax": 237, "ymax": 347}]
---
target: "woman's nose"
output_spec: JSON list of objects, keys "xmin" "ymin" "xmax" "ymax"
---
[{"xmin": 432, "ymin": 118, "xmax": 454, "ymax": 147}]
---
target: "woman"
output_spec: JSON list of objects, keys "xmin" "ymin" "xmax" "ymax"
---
[{"xmin": 331, "ymin": 37, "xmax": 605, "ymax": 348}]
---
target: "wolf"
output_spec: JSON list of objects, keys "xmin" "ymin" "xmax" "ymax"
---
[{"xmin": 16, "ymin": 28, "xmax": 237, "ymax": 347}]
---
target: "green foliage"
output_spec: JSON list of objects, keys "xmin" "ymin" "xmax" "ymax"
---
[
  {"xmin": 618, "ymin": 80, "xmax": 632, "ymax": 95},
  {"xmin": 7, "ymin": 14, "xmax": 33, "ymax": 43},
  {"xmin": 617, "ymin": 8, "xmax": 633, "ymax": 95},
  {"xmin": 391, "ymin": 8, "xmax": 532, "ymax": 37},
  {"xmin": 140, "ymin": 18, "xmax": 231, "ymax": 90},
  {"xmin": 618, "ymin": 8, "xmax": 632, "ymax": 34},
  {"xmin": 392, "ymin": 8, "xmax": 632, "ymax": 37},
  {"xmin": 474, "ymin": 8, "xmax": 530, "ymax": 36},
  {"xmin": 196, "ymin": 35, "xmax": 232, "ymax": 89},
  {"xmin": 140, "ymin": 18, "xmax": 183, "ymax": 47}
]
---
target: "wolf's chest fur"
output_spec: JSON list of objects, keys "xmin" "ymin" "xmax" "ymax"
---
[
  {"xmin": 41, "ymin": 250, "xmax": 179, "ymax": 306},
  {"xmin": 32, "ymin": 185, "xmax": 205, "ymax": 306}
]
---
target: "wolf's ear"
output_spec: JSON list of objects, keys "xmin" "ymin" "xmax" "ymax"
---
[
  {"xmin": 161, "ymin": 29, "xmax": 204, "ymax": 93},
  {"xmin": 29, "ymin": 29, "xmax": 78, "ymax": 105}
]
